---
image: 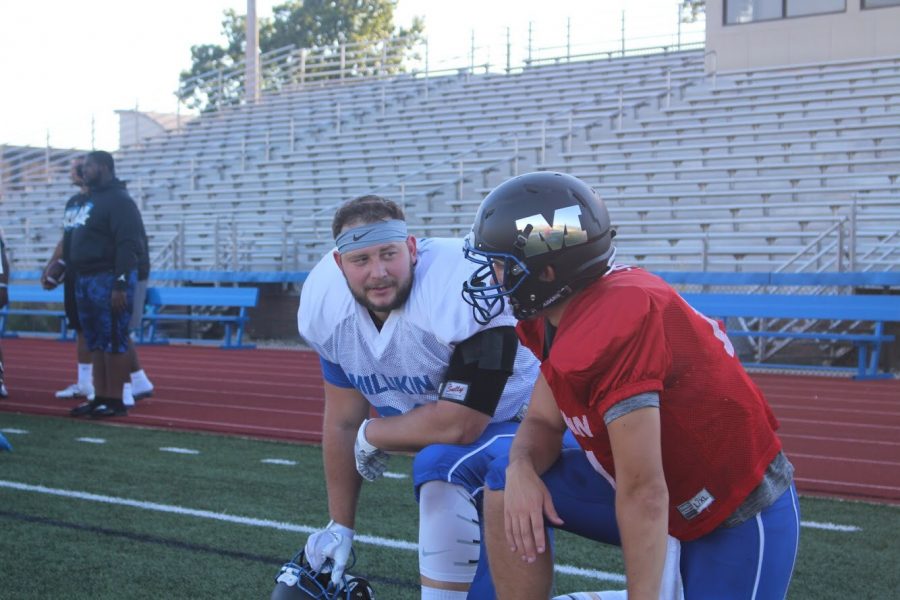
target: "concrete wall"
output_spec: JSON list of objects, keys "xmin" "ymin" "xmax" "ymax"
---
[{"xmin": 706, "ymin": 1, "xmax": 900, "ymax": 72}]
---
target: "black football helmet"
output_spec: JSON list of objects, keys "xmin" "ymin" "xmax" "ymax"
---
[
  {"xmin": 271, "ymin": 550, "xmax": 375, "ymax": 600},
  {"xmin": 463, "ymin": 171, "xmax": 615, "ymax": 323}
]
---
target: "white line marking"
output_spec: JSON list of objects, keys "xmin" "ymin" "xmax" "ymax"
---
[
  {"xmin": 800, "ymin": 520, "xmax": 861, "ymax": 532},
  {"xmin": 0, "ymin": 428, "xmax": 29, "ymax": 435},
  {"xmin": 750, "ymin": 513, "xmax": 764, "ymax": 599},
  {"xmin": 76, "ymin": 437, "xmax": 107, "ymax": 444},
  {"xmin": 159, "ymin": 447, "xmax": 200, "ymax": 455},
  {"xmin": 261, "ymin": 458, "xmax": 297, "ymax": 466},
  {"xmin": 554, "ymin": 564, "xmax": 626, "ymax": 583},
  {"xmin": 0, "ymin": 479, "xmax": 625, "ymax": 582},
  {"xmin": 383, "ymin": 472, "xmax": 408, "ymax": 479}
]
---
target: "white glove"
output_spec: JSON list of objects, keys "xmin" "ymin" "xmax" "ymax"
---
[
  {"xmin": 355, "ymin": 418, "xmax": 390, "ymax": 482},
  {"xmin": 304, "ymin": 520, "xmax": 355, "ymax": 586}
]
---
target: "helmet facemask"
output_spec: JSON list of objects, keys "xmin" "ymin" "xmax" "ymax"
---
[{"xmin": 462, "ymin": 235, "xmax": 531, "ymax": 325}]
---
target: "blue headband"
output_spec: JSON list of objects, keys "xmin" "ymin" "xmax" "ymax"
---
[{"xmin": 335, "ymin": 219, "xmax": 409, "ymax": 254}]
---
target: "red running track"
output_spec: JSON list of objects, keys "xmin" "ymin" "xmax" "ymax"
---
[{"xmin": 1, "ymin": 337, "xmax": 898, "ymax": 505}]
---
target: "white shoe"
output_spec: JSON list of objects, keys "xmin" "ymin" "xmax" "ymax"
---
[
  {"xmin": 132, "ymin": 384, "xmax": 154, "ymax": 400},
  {"xmin": 55, "ymin": 383, "xmax": 96, "ymax": 401},
  {"xmin": 122, "ymin": 383, "xmax": 135, "ymax": 408}
]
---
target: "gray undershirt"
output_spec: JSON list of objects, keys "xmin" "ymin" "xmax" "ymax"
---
[{"xmin": 604, "ymin": 391, "xmax": 794, "ymax": 528}]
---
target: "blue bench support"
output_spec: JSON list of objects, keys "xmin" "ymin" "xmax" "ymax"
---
[
  {"xmin": 139, "ymin": 286, "xmax": 259, "ymax": 349},
  {"xmin": 681, "ymin": 293, "xmax": 899, "ymax": 380},
  {"xmin": 0, "ymin": 285, "xmax": 70, "ymax": 340}
]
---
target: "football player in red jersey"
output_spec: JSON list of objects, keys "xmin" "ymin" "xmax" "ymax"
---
[{"xmin": 463, "ymin": 172, "xmax": 800, "ymax": 600}]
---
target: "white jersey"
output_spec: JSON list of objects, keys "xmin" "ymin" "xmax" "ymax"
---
[{"xmin": 298, "ymin": 237, "xmax": 538, "ymax": 422}]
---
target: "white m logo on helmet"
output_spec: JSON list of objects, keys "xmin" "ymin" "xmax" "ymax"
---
[{"xmin": 515, "ymin": 204, "xmax": 588, "ymax": 257}]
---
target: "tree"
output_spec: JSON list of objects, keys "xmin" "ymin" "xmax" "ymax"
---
[{"xmin": 178, "ymin": 1, "xmax": 424, "ymax": 112}]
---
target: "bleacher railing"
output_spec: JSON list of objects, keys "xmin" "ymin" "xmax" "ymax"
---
[
  {"xmin": 4, "ymin": 12, "xmax": 704, "ymax": 190},
  {"xmin": 152, "ymin": 229, "xmax": 185, "ymax": 273},
  {"xmin": 174, "ymin": 16, "xmax": 705, "ymax": 120},
  {"xmin": 177, "ymin": 35, "xmax": 422, "ymax": 113},
  {"xmin": 0, "ymin": 145, "xmax": 85, "ymax": 194}
]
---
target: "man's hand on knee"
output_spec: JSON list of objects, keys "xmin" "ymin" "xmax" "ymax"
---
[{"xmin": 355, "ymin": 419, "xmax": 390, "ymax": 481}]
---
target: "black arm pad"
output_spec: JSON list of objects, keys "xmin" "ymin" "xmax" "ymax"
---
[{"xmin": 438, "ymin": 326, "xmax": 519, "ymax": 417}]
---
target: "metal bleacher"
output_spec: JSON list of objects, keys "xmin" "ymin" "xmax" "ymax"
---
[
  {"xmin": 528, "ymin": 54, "xmax": 900, "ymax": 273},
  {"xmin": 1, "ymin": 43, "xmax": 898, "ymax": 278}
]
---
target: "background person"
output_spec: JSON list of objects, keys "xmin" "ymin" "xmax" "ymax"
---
[
  {"xmin": 44, "ymin": 157, "xmax": 95, "ymax": 402},
  {"xmin": 122, "ymin": 210, "xmax": 154, "ymax": 406},
  {"xmin": 0, "ymin": 234, "xmax": 9, "ymax": 398},
  {"xmin": 67, "ymin": 151, "xmax": 146, "ymax": 419},
  {"xmin": 46, "ymin": 156, "xmax": 154, "ymax": 409}
]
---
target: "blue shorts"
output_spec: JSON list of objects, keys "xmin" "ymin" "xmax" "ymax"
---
[
  {"xmin": 412, "ymin": 421, "xmax": 521, "ymax": 501},
  {"xmin": 486, "ymin": 447, "xmax": 801, "ymax": 599},
  {"xmin": 680, "ymin": 483, "xmax": 800, "ymax": 599},
  {"xmin": 75, "ymin": 271, "xmax": 136, "ymax": 353}
]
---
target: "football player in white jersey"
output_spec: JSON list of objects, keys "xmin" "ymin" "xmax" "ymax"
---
[{"xmin": 297, "ymin": 195, "xmax": 540, "ymax": 599}]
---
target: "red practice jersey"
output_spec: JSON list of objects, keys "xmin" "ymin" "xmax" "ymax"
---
[{"xmin": 517, "ymin": 266, "xmax": 783, "ymax": 540}]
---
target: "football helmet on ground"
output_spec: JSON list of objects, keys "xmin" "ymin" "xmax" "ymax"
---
[
  {"xmin": 463, "ymin": 171, "xmax": 616, "ymax": 323},
  {"xmin": 270, "ymin": 550, "xmax": 375, "ymax": 600}
]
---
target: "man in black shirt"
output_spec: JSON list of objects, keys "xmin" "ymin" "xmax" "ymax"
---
[
  {"xmin": 45, "ymin": 156, "xmax": 154, "ymax": 407},
  {"xmin": 68, "ymin": 151, "xmax": 145, "ymax": 418}
]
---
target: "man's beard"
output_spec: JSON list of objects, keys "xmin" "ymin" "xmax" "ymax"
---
[{"xmin": 349, "ymin": 265, "xmax": 415, "ymax": 314}]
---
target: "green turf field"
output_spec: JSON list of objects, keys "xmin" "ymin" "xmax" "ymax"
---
[{"xmin": 1, "ymin": 413, "xmax": 898, "ymax": 599}]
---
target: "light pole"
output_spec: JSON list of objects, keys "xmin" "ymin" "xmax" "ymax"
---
[{"xmin": 245, "ymin": 0, "xmax": 261, "ymax": 103}]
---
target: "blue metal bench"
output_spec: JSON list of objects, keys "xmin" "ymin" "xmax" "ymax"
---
[
  {"xmin": 0, "ymin": 285, "xmax": 70, "ymax": 340},
  {"xmin": 681, "ymin": 293, "xmax": 899, "ymax": 380},
  {"xmin": 139, "ymin": 286, "xmax": 259, "ymax": 349}
]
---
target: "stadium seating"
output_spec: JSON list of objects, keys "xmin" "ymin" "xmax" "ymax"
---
[{"xmin": 1, "ymin": 48, "xmax": 897, "ymax": 280}]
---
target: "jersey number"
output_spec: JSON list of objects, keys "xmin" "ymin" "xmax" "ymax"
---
[
  {"xmin": 687, "ymin": 304, "xmax": 735, "ymax": 358},
  {"xmin": 698, "ymin": 313, "xmax": 735, "ymax": 357}
]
